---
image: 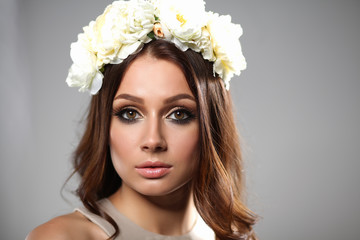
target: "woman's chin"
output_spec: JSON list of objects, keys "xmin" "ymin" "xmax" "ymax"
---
[{"xmin": 126, "ymin": 179, "xmax": 191, "ymax": 198}]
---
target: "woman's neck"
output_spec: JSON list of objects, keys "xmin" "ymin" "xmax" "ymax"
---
[{"xmin": 109, "ymin": 183, "xmax": 197, "ymax": 236}]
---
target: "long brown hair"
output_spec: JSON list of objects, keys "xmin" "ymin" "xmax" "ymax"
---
[{"xmin": 71, "ymin": 40, "xmax": 258, "ymax": 240}]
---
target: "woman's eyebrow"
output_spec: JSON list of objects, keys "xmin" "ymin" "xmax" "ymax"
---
[
  {"xmin": 114, "ymin": 93, "xmax": 195, "ymax": 104},
  {"xmin": 114, "ymin": 94, "xmax": 144, "ymax": 104},
  {"xmin": 164, "ymin": 94, "xmax": 195, "ymax": 104}
]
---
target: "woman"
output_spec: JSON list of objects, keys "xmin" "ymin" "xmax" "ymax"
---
[{"xmin": 27, "ymin": 0, "xmax": 258, "ymax": 239}]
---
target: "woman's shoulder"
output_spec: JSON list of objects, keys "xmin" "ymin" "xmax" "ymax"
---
[{"xmin": 26, "ymin": 211, "xmax": 108, "ymax": 240}]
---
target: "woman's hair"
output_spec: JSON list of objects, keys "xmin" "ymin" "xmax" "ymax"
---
[{"xmin": 71, "ymin": 40, "xmax": 258, "ymax": 240}]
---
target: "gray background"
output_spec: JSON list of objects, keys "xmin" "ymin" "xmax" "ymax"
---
[{"xmin": 1, "ymin": 0, "xmax": 359, "ymax": 239}]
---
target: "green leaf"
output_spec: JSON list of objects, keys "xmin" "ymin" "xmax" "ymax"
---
[{"xmin": 147, "ymin": 31, "xmax": 155, "ymax": 40}]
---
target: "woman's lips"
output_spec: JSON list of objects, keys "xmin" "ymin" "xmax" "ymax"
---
[{"xmin": 135, "ymin": 161, "xmax": 172, "ymax": 179}]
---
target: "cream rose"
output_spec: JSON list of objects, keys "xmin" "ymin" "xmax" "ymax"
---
[
  {"xmin": 66, "ymin": 34, "xmax": 103, "ymax": 94},
  {"xmin": 66, "ymin": 0, "xmax": 156, "ymax": 94},
  {"xmin": 154, "ymin": 0, "xmax": 207, "ymax": 51},
  {"xmin": 91, "ymin": 0, "xmax": 156, "ymax": 65},
  {"xmin": 206, "ymin": 12, "xmax": 247, "ymax": 89},
  {"xmin": 198, "ymin": 27, "xmax": 215, "ymax": 62}
]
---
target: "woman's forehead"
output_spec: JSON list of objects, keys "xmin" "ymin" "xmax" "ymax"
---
[{"xmin": 116, "ymin": 55, "xmax": 193, "ymax": 99}]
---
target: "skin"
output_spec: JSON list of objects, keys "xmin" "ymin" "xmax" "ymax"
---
[
  {"xmin": 26, "ymin": 212, "xmax": 108, "ymax": 240},
  {"xmin": 26, "ymin": 54, "xmax": 200, "ymax": 239},
  {"xmin": 109, "ymin": 54, "xmax": 199, "ymax": 235}
]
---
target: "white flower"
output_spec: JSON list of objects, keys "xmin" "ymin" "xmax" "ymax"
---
[
  {"xmin": 206, "ymin": 12, "xmax": 247, "ymax": 89},
  {"xmin": 66, "ymin": 0, "xmax": 156, "ymax": 94},
  {"xmin": 154, "ymin": 0, "xmax": 207, "ymax": 51},
  {"xmin": 66, "ymin": 34, "xmax": 103, "ymax": 94},
  {"xmin": 91, "ymin": 0, "xmax": 155, "ymax": 65},
  {"xmin": 198, "ymin": 27, "xmax": 215, "ymax": 62}
]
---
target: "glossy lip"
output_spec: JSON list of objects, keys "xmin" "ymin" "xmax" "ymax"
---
[{"xmin": 135, "ymin": 161, "xmax": 172, "ymax": 179}]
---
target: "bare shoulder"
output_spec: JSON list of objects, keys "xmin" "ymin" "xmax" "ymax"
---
[{"xmin": 26, "ymin": 211, "xmax": 108, "ymax": 240}]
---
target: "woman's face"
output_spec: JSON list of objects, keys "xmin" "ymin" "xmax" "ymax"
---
[{"xmin": 109, "ymin": 54, "xmax": 199, "ymax": 197}]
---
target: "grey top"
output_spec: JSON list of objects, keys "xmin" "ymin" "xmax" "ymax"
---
[{"xmin": 75, "ymin": 198, "xmax": 215, "ymax": 240}]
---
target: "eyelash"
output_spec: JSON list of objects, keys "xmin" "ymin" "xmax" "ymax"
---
[
  {"xmin": 167, "ymin": 107, "xmax": 196, "ymax": 125},
  {"xmin": 113, "ymin": 107, "xmax": 196, "ymax": 125},
  {"xmin": 113, "ymin": 107, "xmax": 142, "ymax": 124}
]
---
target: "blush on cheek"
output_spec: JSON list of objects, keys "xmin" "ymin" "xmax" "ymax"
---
[
  {"xmin": 174, "ymin": 130, "xmax": 200, "ymax": 167},
  {"xmin": 109, "ymin": 125, "xmax": 127, "ymax": 173},
  {"xmin": 176, "ymin": 128, "xmax": 199, "ymax": 151},
  {"xmin": 110, "ymin": 121, "xmax": 138, "ymax": 150}
]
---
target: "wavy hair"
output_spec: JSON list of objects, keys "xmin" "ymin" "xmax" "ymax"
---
[{"xmin": 71, "ymin": 40, "xmax": 258, "ymax": 240}]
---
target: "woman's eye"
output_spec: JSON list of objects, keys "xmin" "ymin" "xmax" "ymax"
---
[
  {"xmin": 115, "ymin": 108, "xmax": 142, "ymax": 122},
  {"xmin": 167, "ymin": 109, "xmax": 195, "ymax": 124}
]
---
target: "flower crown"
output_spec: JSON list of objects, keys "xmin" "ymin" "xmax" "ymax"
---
[{"xmin": 66, "ymin": 0, "xmax": 246, "ymax": 95}]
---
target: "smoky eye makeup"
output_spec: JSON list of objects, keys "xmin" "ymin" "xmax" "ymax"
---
[
  {"xmin": 166, "ymin": 107, "xmax": 197, "ymax": 125},
  {"xmin": 112, "ymin": 102, "xmax": 197, "ymax": 125},
  {"xmin": 113, "ymin": 106, "xmax": 143, "ymax": 124}
]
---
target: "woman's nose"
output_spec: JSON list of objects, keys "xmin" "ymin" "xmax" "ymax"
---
[{"xmin": 140, "ymin": 117, "xmax": 167, "ymax": 152}]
